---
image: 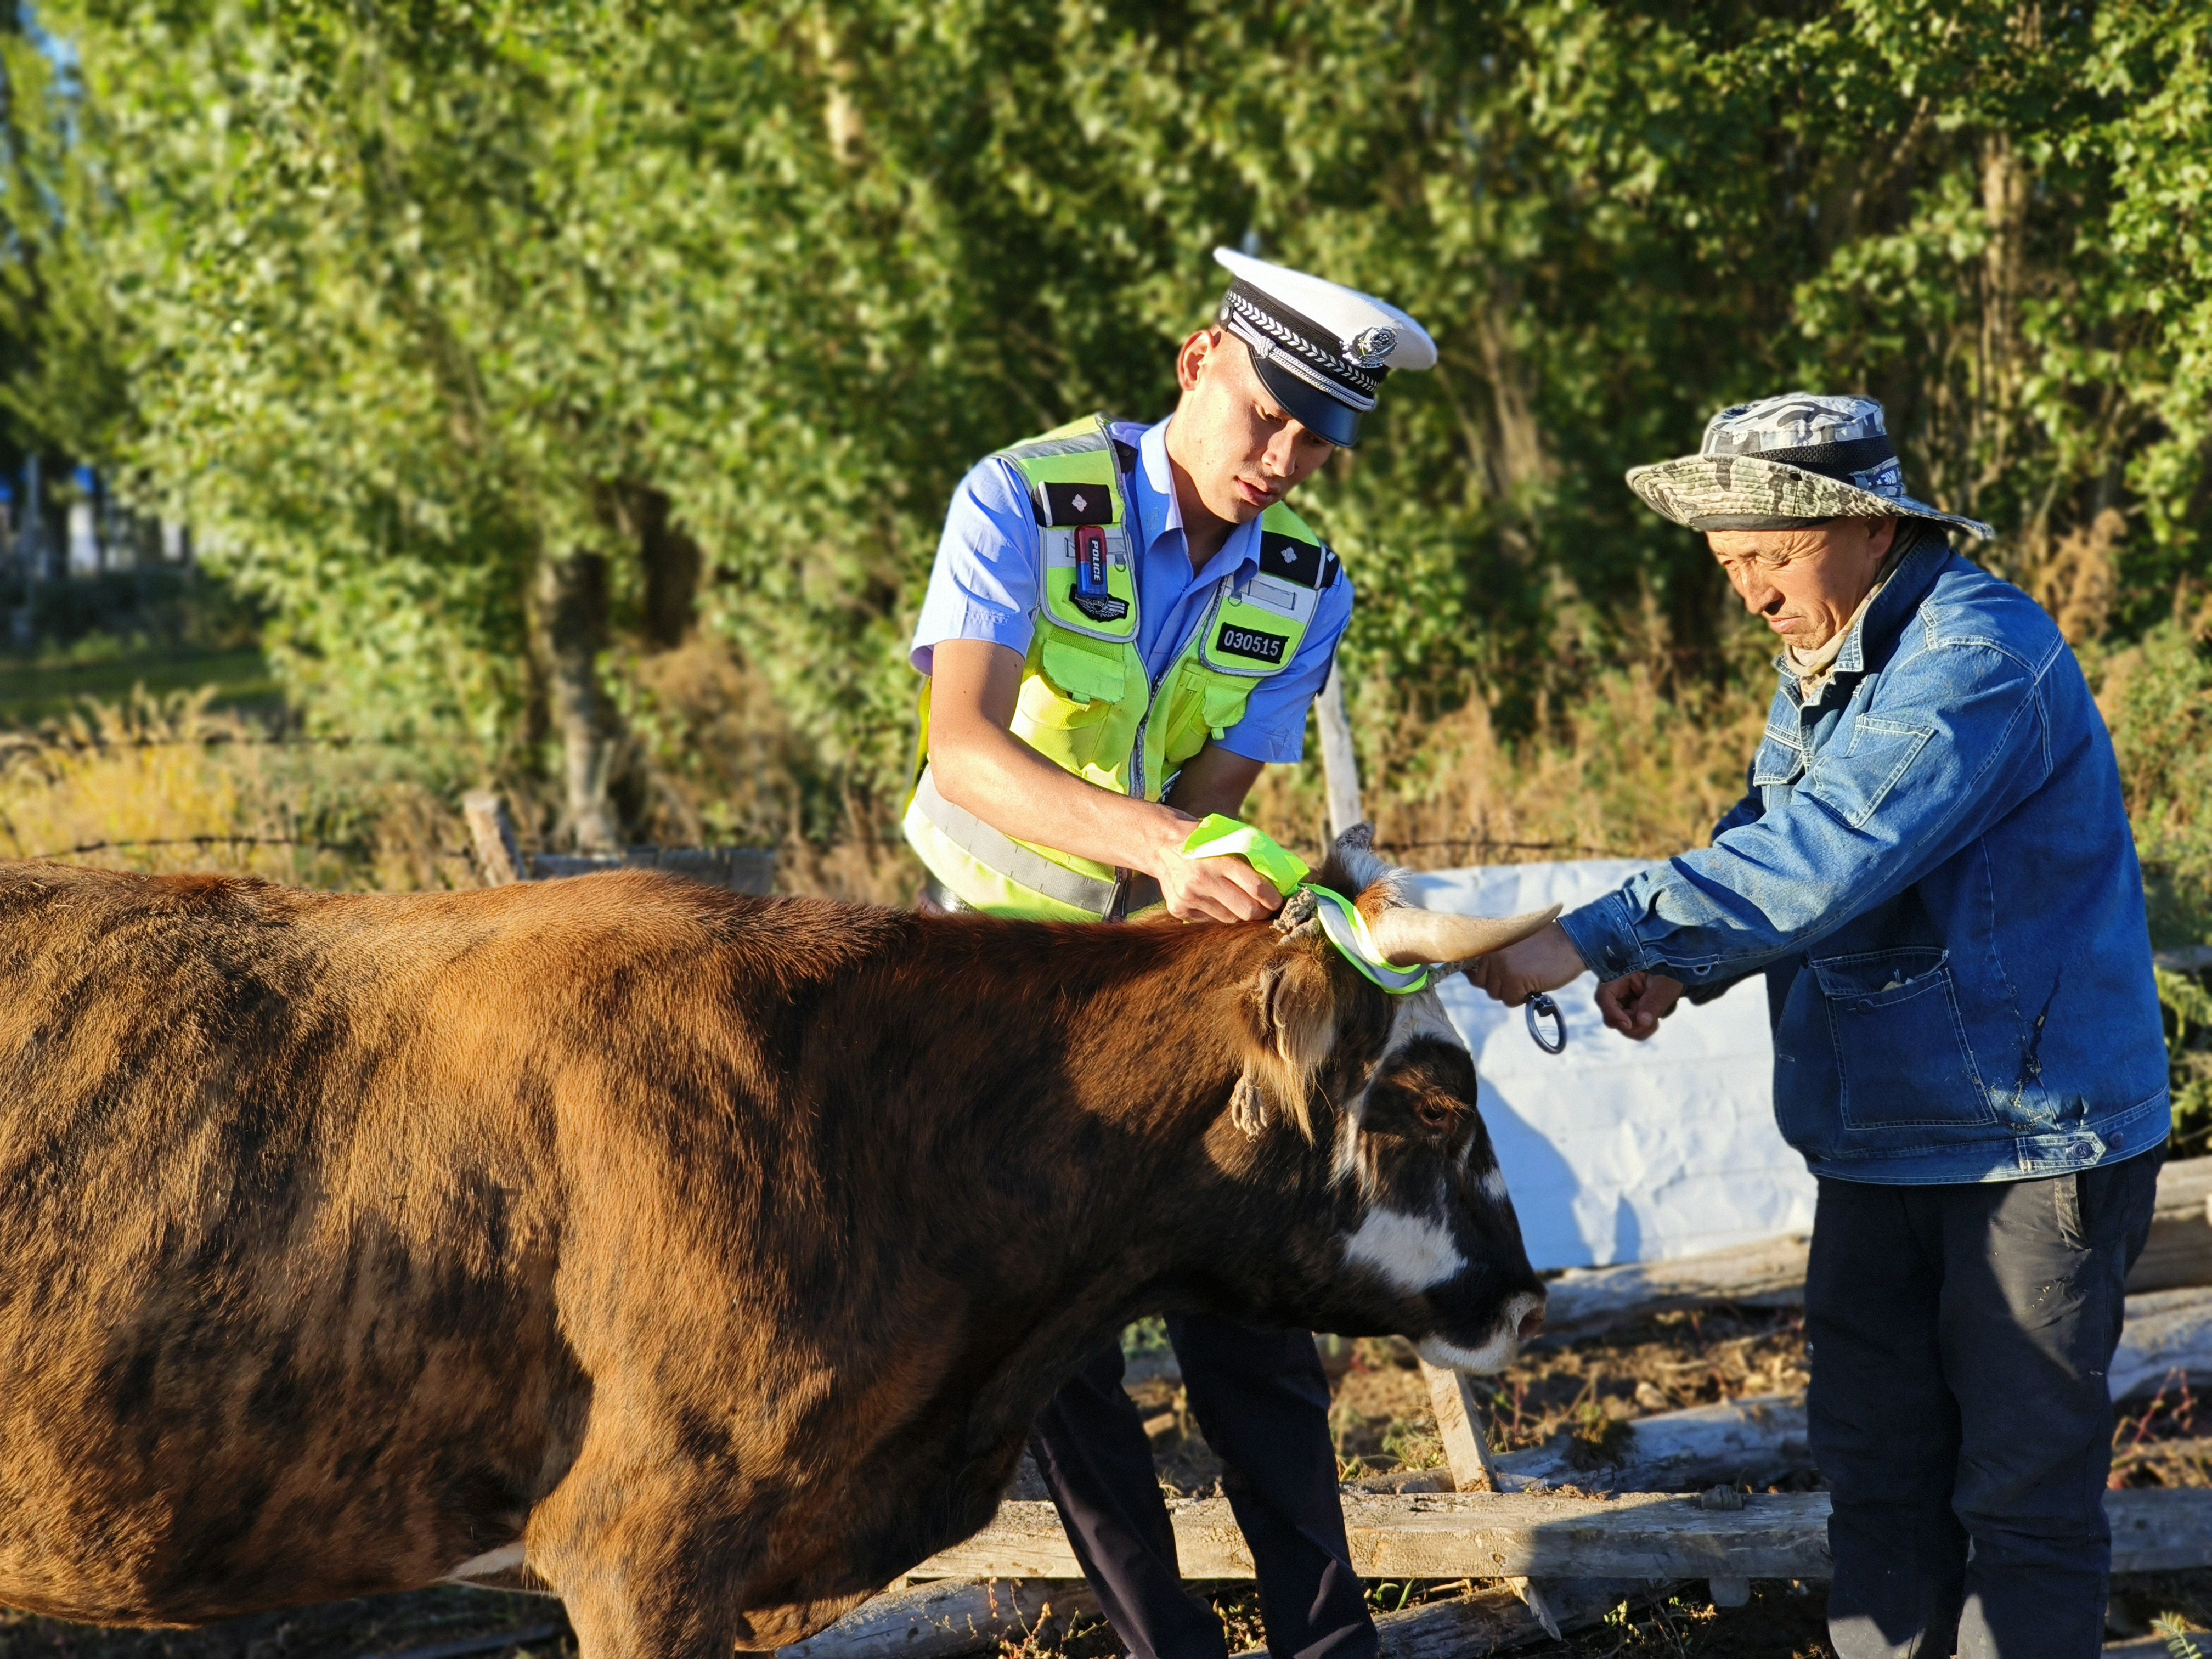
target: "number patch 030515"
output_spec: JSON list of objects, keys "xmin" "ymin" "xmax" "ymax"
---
[{"xmin": 1216, "ymin": 623, "xmax": 1288, "ymax": 664}]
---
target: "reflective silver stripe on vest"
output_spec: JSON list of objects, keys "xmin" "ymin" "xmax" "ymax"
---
[{"xmin": 912, "ymin": 768, "xmax": 1120, "ymax": 918}]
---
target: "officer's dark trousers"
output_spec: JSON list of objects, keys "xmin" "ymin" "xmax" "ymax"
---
[
  {"xmin": 1807, "ymin": 1151, "xmax": 2161, "ymax": 1659},
  {"xmin": 1028, "ymin": 1314, "xmax": 1377, "ymax": 1659}
]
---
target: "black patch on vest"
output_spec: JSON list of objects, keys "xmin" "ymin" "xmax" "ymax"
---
[
  {"xmin": 1040, "ymin": 481, "xmax": 1114, "ymax": 527},
  {"xmin": 1216, "ymin": 622, "xmax": 1289, "ymax": 664},
  {"xmin": 1259, "ymin": 531, "xmax": 1334, "ymax": 590},
  {"xmin": 1071, "ymin": 592, "xmax": 1130, "ymax": 623}
]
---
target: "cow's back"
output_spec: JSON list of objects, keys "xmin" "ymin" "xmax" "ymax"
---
[{"xmin": 0, "ymin": 863, "xmax": 842, "ymax": 1624}]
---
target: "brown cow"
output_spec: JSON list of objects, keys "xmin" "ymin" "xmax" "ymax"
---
[{"xmin": 0, "ymin": 831, "xmax": 1550, "ymax": 1658}]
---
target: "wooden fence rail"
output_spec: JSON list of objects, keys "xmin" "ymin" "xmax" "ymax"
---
[
  {"xmin": 462, "ymin": 791, "xmax": 774, "ymax": 895},
  {"xmin": 912, "ymin": 1489, "xmax": 2211, "ymax": 1584}
]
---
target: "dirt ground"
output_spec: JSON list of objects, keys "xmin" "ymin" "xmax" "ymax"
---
[{"xmin": 5, "ymin": 1307, "xmax": 2209, "ymax": 1659}]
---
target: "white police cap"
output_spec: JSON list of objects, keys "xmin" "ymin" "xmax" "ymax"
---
[{"xmin": 1212, "ymin": 248, "xmax": 1437, "ymax": 447}]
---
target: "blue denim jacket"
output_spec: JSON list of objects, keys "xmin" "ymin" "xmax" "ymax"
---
[{"xmin": 1559, "ymin": 530, "xmax": 2169, "ymax": 1184}]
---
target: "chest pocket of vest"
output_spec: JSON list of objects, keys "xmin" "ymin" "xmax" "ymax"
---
[
  {"xmin": 1201, "ymin": 678, "xmax": 1256, "ymax": 740},
  {"xmin": 1023, "ymin": 632, "xmax": 1127, "ymax": 729}
]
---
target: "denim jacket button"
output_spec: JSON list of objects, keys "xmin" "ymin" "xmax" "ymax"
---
[{"xmin": 1857, "ymin": 998, "xmax": 1873, "ymax": 1013}]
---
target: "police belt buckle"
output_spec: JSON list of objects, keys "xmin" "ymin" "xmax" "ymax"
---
[{"xmin": 1526, "ymin": 992, "xmax": 1566, "ymax": 1055}]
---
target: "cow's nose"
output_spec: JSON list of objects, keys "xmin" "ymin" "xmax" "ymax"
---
[{"xmin": 1517, "ymin": 1304, "xmax": 1545, "ymax": 1342}]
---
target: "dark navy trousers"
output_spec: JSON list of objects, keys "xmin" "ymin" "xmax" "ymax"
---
[
  {"xmin": 1807, "ymin": 1150, "xmax": 2162, "ymax": 1659},
  {"xmin": 1028, "ymin": 1314, "xmax": 1378, "ymax": 1659}
]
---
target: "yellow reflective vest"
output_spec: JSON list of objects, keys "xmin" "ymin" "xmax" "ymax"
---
[{"xmin": 904, "ymin": 414, "xmax": 1340, "ymax": 921}]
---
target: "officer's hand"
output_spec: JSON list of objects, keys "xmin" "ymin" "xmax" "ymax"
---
[
  {"xmin": 1594, "ymin": 972, "xmax": 1685, "ymax": 1041},
  {"xmin": 1152, "ymin": 839, "xmax": 1284, "ymax": 925},
  {"xmin": 1466, "ymin": 923, "xmax": 1587, "ymax": 1006}
]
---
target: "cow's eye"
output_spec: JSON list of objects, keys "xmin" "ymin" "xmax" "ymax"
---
[{"xmin": 1414, "ymin": 1098, "xmax": 1455, "ymax": 1134}]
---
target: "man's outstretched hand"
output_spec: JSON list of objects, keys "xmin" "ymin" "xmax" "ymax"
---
[
  {"xmin": 1467, "ymin": 922, "xmax": 1588, "ymax": 1006},
  {"xmin": 1594, "ymin": 970, "xmax": 1686, "ymax": 1041},
  {"xmin": 1470, "ymin": 923, "xmax": 1686, "ymax": 1042}
]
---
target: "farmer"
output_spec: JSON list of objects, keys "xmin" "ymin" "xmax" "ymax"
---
[
  {"xmin": 903, "ymin": 249, "xmax": 1435, "ymax": 1659},
  {"xmin": 1471, "ymin": 393, "xmax": 2168, "ymax": 1659}
]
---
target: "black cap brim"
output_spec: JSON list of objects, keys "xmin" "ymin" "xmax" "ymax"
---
[{"xmin": 1250, "ymin": 351, "xmax": 1362, "ymax": 448}]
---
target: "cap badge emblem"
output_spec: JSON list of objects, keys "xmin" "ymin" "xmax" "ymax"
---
[
  {"xmin": 1071, "ymin": 491, "xmax": 1090, "ymax": 514},
  {"xmin": 1347, "ymin": 326, "xmax": 1396, "ymax": 368}
]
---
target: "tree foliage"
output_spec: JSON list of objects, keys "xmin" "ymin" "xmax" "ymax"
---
[{"xmin": 6, "ymin": 0, "xmax": 2210, "ymax": 847}]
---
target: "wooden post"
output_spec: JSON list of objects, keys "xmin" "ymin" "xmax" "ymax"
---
[
  {"xmin": 1419, "ymin": 1362, "xmax": 1564, "ymax": 1639},
  {"xmin": 1316, "ymin": 660, "xmax": 1364, "ymax": 839},
  {"xmin": 463, "ymin": 791, "xmax": 527, "ymax": 887},
  {"xmin": 1419, "ymin": 1360, "xmax": 1498, "ymax": 1493}
]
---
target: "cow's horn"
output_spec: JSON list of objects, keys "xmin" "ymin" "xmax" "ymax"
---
[{"xmin": 1366, "ymin": 904, "xmax": 1562, "ymax": 967}]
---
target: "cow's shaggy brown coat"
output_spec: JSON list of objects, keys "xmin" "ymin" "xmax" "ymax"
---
[{"xmin": 0, "ymin": 852, "xmax": 1542, "ymax": 1658}]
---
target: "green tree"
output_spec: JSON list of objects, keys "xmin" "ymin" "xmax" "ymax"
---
[{"xmin": 14, "ymin": 0, "xmax": 2211, "ymax": 862}]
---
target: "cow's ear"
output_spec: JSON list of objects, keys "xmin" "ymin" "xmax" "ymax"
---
[{"xmin": 1239, "ymin": 947, "xmax": 1338, "ymax": 1141}]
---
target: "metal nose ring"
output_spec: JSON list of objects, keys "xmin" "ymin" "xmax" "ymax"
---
[{"xmin": 1526, "ymin": 992, "xmax": 1567, "ymax": 1055}]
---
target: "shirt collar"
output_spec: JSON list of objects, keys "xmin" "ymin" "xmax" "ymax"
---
[{"xmin": 1138, "ymin": 417, "xmax": 1262, "ymax": 585}]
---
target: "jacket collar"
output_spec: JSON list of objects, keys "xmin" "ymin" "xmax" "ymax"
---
[{"xmin": 1774, "ymin": 522, "xmax": 1951, "ymax": 699}]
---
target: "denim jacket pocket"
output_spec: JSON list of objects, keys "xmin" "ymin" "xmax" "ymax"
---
[
  {"xmin": 1751, "ymin": 729, "xmax": 1807, "ymax": 787},
  {"xmin": 1803, "ymin": 716, "xmax": 1935, "ymax": 830},
  {"xmin": 2053, "ymin": 1171, "xmax": 2086, "ymax": 1250},
  {"xmin": 1810, "ymin": 947, "xmax": 1996, "ymax": 1130}
]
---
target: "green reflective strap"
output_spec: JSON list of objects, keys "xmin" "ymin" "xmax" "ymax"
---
[
  {"xmin": 1181, "ymin": 814, "xmax": 1311, "ymax": 896},
  {"xmin": 1180, "ymin": 818, "xmax": 1428, "ymax": 995},
  {"xmin": 1302, "ymin": 883, "xmax": 1431, "ymax": 994}
]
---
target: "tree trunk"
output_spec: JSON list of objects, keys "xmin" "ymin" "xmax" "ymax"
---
[
  {"xmin": 532, "ymin": 549, "xmax": 624, "ymax": 854},
  {"xmin": 632, "ymin": 486, "xmax": 702, "ymax": 650}
]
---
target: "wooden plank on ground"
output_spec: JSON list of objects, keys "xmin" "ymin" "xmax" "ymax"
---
[
  {"xmin": 1491, "ymin": 1393, "xmax": 1810, "ymax": 1493},
  {"xmin": 1540, "ymin": 1159, "xmax": 2212, "ymax": 1343},
  {"xmin": 2130, "ymin": 1158, "xmax": 2212, "ymax": 1294},
  {"xmin": 1241, "ymin": 1578, "xmax": 1660, "ymax": 1659},
  {"xmin": 912, "ymin": 1490, "xmax": 2211, "ymax": 1583},
  {"xmin": 2111, "ymin": 1287, "xmax": 2212, "ymax": 1402},
  {"xmin": 776, "ymin": 1578, "xmax": 1097, "ymax": 1659},
  {"xmin": 1368, "ymin": 1579, "xmax": 1656, "ymax": 1659},
  {"xmin": 1539, "ymin": 1235, "xmax": 1811, "ymax": 1342}
]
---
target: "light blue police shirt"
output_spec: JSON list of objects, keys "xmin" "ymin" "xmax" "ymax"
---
[{"xmin": 909, "ymin": 416, "xmax": 1353, "ymax": 765}]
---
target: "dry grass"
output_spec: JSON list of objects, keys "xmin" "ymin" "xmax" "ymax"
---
[
  {"xmin": 611, "ymin": 639, "xmax": 915, "ymax": 906},
  {"xmin": 1244, "ymin": 605, "xmax": 1775, "ymax": 873},
  {"xmin": 0, "ymin": 689, "xmax": 476, "ymax": 893}
]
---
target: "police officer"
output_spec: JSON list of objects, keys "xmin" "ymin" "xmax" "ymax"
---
[{"xmin": 903, "ymin": 250, "xmax": 1436, "ymax": 1659}]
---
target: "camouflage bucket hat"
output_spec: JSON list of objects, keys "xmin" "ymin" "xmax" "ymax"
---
[{"xmin": 1626, "ymin": 393, "xmax": 1993, "ymax": 540}]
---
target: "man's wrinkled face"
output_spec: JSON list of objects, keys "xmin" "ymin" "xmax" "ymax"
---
[
  {"xmin": 1707, "ymin": 517, "xmax": 1899, "ymax": 651},
  {"xmin": 1169, "ymin": 330, "xmax": 1336, "ymax": 527}
]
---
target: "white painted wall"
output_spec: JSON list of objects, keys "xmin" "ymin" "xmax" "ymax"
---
[{"xmin": 1408, "ymin": 861, "xmax": 1815, "ymax": 1272}]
